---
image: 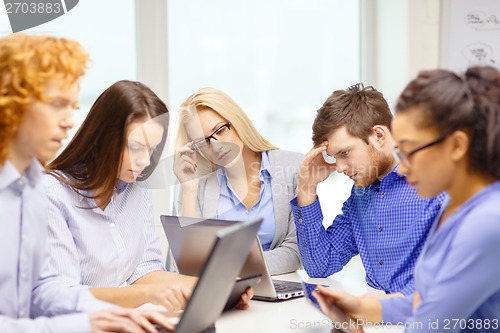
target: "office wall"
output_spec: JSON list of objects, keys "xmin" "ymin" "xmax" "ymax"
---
[
  {"xmin": 362, "ymin": 0, "xmax": 440, "ymax": 112},
  {"xmin": 440, "ymin": 0, "xmax": 500, "ymax": 72},
  {"xmin": 0, "ymin": 0, "xmax": 138, "ymax": 143}
]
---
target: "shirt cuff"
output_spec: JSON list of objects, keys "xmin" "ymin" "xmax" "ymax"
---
[
  {"xmin": 77, "ymin": 287, "xmax": 116, "ymax": 313},
  {"xmin": 380, "ymin": 294, "xmax": 414, "ymax": 324},
  {"xmin": 399, "ymin": 281, "xmax": 416, "ymax": 296},
  {"xmin": 290, "ymin": 197, "xmax": 323, "ymax": 227},
  {"xmin": 128, "ymin": 264, "xmax": 165, "ymax": 285},
  {"xmin": 51, "ymin": 313, "xmax": 91, "ymax": 333}
]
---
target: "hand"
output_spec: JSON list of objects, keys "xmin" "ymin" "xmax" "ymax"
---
[
  {"xmin": 412, "ymin": 291, "xmax": 421, "ymax": 311},
  {"xmin": 233, "ymin": 287, "xmax": 254, "ymax": 310},
  {"xmin": 146, "ymin": 284, "xmax": 192, "ymax": 312},
  {"xmin": 313, "ymin": 285, "xmax": 382, "ymax": 324},
  {"xmin": 297, "ymin": 142, "xmax": 337, "ymax": 206},
  {"xmin": 173, "ymin": 143, "xmax": 200, "ymax": 193},
  {"xmin": 359, "ymin": 291, "xmax": 403, "ymax": 300},
  {"xmin": 89, "ymin": 308, "xmax": 175, "ymax": 333}
]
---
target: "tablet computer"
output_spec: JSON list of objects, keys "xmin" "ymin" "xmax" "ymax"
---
[
  {"xmin": 224, "ymin": 274, "xmax": 262, "ymax": 311},
  {"xmin": 301, "ymin": 282, "xmax": 364, "ymax": 333}
]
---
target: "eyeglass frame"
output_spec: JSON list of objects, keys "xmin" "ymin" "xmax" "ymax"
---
[
  {"xmin": 190, "ymin": 121, "xmax": 232, "ymax": 153},
  {"xmin": 392, "ymin": 134, "xmax": 447, "ymax": 167}
]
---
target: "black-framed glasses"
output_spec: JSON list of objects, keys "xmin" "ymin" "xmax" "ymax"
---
[
  {"xmin": 191, "ymin": 122, "xmax": 231, "ymax": 152},
  {"xmin": 392, "ymin": 135, "xmax": 447, "ymax": 167}
]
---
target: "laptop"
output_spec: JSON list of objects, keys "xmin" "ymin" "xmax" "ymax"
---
[
  {"xmin": 164, "ymin": 217, "xmax": 262, "ymax": 333},
  {"xmin": 161, "ymin": 215, "xmax": 304, "ymax": 301}
]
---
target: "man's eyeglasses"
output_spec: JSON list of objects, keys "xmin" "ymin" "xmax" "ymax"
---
[
  {"xmin": 392, "ymin": 135, "xmax": 447, "ymax": 167},
  {"xmin": 191, "ymin": 122, "xmax": 232, "ymax": 152}
]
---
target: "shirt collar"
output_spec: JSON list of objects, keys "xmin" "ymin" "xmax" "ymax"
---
[
  {"xmin": 0, "ymin": 158, "xmax": 43, "ymax": 191},
  {"xmin": 365, "ymin": 165, "xmax": 402, "ymax": 191},
  {"xmin": 116, "ymin": 180, "xmax": 129, "ymax": 194},
  {"xmin": 259, "ymin": 151, "xmax": 272, "ymax": 180},
  {"xmin": 78, "ymin": 179, "xmax": 130, "ymax": 203},
  {"xmin": 216, "ymin": 166, "xmax": 227, "ymax": 184},
  {"xmin": 380, "ymin": 164, "xmax": 404, "ymax": 184},
  {"xmin": 426, "ymin": 182, "xmax": 499, "ymax": 240}
]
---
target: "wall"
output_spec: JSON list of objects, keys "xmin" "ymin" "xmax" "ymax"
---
[{"xmin": 361, "ymin": 0, "xmax": 441, "ymax": 111}]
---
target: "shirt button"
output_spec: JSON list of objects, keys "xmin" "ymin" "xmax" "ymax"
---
[
  {"xmin": 379, "ymin": 227, "xmax": 383, "ymax": 232},
  {"xmin": 21, "ymin": 234, "xmax": 26, "ymax": 240},
  {"xmin": 17, "ymin": 180, "xmax": 24, "ymax": 187},
  {"xmin": 379, "ymin": 260, "xmax": 383, "ymax": 265},
  {"xmin": 299, "ymin": 218, "xmax": 303, "ymax": 223},
  {"xmin": 21, "ymin": 273, "xmax": 26, "ymax": 279},
  {"xmin": 303, "ymin": 243, "xmax": 307, "ymax": 247},
  {"xmin": 118, "ymin": 275, "xmax": 122, "ymax": 280},
  {"xmin": 19, "ymin": 310, "xmax": 25, "ymax": 316},
  {"xmin": 110, "ymin": 223, "xmax": 115, "ymax": 227},
  {"xmin": 381, "ymin": 193, "xmax": 386, "ymax": 198}
]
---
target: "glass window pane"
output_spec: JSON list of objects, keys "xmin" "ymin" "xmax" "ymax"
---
[
  {"xmin": 0, "ymin": 0, "xmax": 136, "ymax": 146},
  {"xmin": 167, "ymin": 0, "xmax": 360, "ymax": 153}
]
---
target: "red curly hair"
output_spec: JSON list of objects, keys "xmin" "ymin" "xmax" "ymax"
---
[{"xmin": 0, "ymin": 33, "xmax": 89, "ymax": 166}]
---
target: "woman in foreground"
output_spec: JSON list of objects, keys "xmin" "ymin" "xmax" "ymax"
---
[{"xmin": 314, "ymin": 66, "xmax": 500, "ymax": 332}]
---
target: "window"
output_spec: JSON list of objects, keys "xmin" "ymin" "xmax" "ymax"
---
[
  {"xmin": 0, "ymin": 0, "xmax": 137, "ymax": 145},
  {"xmin": 167, "ymin": 0, "xmax": 361, "ymax": 153}
]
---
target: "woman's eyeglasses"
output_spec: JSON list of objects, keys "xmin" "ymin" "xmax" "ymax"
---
[
  {"xmin": 191, "ymin": 122, "xmax": 231, "ymax": 152},
  {"xmin": 392, "ymin": 135, "xmax": 447, "ymax": 167}
]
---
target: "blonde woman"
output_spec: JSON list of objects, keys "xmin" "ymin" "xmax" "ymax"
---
[{"xmin": 173, "ymin": 88, "xmax": 303, "ymax": 275}]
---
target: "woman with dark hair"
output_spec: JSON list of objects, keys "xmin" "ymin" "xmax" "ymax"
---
[
  {"xmin": 312, "ymin": 66, "xmax": 500, "ymax": 332},
  {"xmin": 44, "ymin": 80, "xmax": 197, "ymax": 311}
]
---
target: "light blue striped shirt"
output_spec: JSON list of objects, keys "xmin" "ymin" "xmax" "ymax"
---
[
  {"xmin": 44, "ymin": 174, "xmax": 165, "ymax": 287},
  {"xmin": 215, "ymin": 151, "xmax": 276, "ymax": 251},
  {"xmin": 0, "ymin": 159, "xmax": 111, "ymax": 333}
]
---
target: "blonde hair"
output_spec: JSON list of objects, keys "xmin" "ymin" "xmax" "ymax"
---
[
  {"xmin": 176, "ymin": 87, "xmax": 277, "ymax": 170},
  {"xmin": 0, "ymin": 33, "xmax": 89, "ymax": 165}
]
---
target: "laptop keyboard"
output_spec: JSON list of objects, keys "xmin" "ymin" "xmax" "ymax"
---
[{"xmin": 273, "ymin": 279, "xmax": 303, "ymax": 293}]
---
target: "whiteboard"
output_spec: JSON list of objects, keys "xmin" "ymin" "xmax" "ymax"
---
[{"xmin": 440, "ymin": 0, "xmax": 500, "ymax": 72}]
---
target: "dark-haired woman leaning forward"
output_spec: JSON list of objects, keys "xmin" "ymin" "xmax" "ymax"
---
[
  {"xmin": 44, "ymin": 81, "xmax": 252, "ymax": 311},
  {"xmin": 313, "ymin": 67, "xmax": 500, "ymax": 332}
]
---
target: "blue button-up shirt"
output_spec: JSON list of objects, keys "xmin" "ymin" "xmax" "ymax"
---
[
  {"xmin": 0, "ymin": 159, "xmax": 111, "ymax": 332},
  {"xmin": 215, "ymin": 151, "xmax": 276, "ymax": 251},
  {"xmin": 381, "ymin": 181, "xmax": 500, "ymax": 332},
  {"xmin": 291, "ymin": 167, "xmax": 446, "ymax": 295},
  {"xmin": 44, "ymin": 174, "xmax": 165, "ymax": 287}
]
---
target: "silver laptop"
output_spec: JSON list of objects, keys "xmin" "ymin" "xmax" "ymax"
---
[
  {"xmin": 161, "ymin": 215, "xmax": 304, "ymax": 301},
  {"xmin": 163, "ymin": 217, "xmax": 262, "ymax": 333}
]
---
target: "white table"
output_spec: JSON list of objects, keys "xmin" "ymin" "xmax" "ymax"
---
[{"xmin": 140, "ymin": 257, "xmax": 405, "ymax": 333}]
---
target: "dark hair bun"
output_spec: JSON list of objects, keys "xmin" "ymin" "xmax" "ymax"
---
[
  {"xmin": 465, "ymin": 66, "xmax": 500, "ymax": 179},
  {"xmin": 397, "ymin": 66, "xmax": 500, "ymax": 180}
]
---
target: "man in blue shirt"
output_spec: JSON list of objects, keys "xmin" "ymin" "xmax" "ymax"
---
[
  {"xmin": 0, "ymin": 33, "xmax": 172, "ymax": 332},
  {"xmin": 291, "ymin": 84, "xmax": 446, "ymax": 295}
]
